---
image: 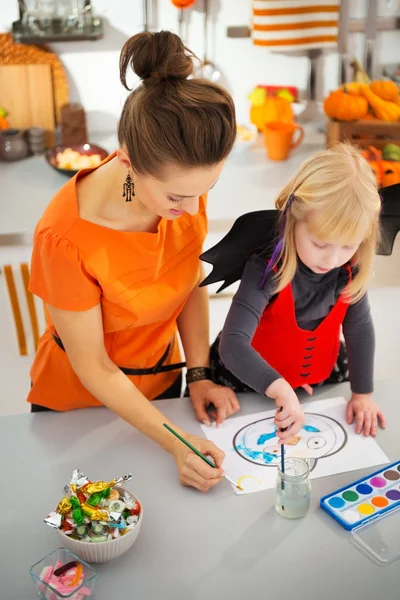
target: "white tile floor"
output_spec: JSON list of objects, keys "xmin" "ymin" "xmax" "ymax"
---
[{"xmin": 1, "ymin": 284, "xmax": 399, "ymax": 417}]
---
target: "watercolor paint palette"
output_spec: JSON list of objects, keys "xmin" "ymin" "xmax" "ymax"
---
[
  {"xmin": 320, "ymin": 460, "xmax": 400, "ymax": 530},
  {"xmin": 321, "ymin": 460, "xmax": 400, "ymax": 564}
]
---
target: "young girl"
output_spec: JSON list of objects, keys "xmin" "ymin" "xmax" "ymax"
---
[{"xmin": 201, "ymin": 143, "xmax": 386, "ymax": 440}]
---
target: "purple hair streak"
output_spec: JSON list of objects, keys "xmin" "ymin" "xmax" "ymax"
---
[{"xmin": 259, "ymin": 193, "xmax": 295, "ymax": 289}]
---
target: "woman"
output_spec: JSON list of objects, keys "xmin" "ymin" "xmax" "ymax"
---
[{"xmin": 28, "ymin": 31, "xmax": 239, "ymax": 492}]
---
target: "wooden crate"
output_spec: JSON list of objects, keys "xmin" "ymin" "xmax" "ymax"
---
[{"xmin": 326, "ymin": 118, "xmax": 400, "ymax": 149}]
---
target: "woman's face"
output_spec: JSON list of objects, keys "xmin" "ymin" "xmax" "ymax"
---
[{"xmin": 125, "ymin": 158, "xmax": 225, "ymax": 220}]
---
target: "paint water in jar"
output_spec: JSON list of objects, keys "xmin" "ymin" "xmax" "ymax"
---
[{"xmin": 275, "ymin": 457, "xmax": 311, "ymax": 519}]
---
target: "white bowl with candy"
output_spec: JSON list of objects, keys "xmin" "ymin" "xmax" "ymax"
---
[{"xmin": 44, "ymin": 470, "xmax": 143, "ymax": 564}]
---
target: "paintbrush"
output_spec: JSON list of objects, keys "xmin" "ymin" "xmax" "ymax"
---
[
  {"xmin": 163, "ymin": 423, "xmax": 244, "ymax": 491},
  {"xmin": 279, "ymin": 407, "xmax": 285, "ymax": 511}
]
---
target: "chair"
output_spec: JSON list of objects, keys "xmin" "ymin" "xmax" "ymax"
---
[{"xmin": 0, "ymin": 259, "xmax": 46, "ymax": 356}]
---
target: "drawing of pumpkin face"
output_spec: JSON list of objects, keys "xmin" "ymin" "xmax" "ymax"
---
[{"xmin": 233, "ymin": 413, "xmax": 347, "ymax": 467}]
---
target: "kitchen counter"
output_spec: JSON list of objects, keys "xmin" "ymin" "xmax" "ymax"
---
[{"xmin": 0, "ymin": 129, "xmax": 325, "ymax": 238}]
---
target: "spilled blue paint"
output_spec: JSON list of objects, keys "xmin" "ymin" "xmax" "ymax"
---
[
  {"xmin": 256, "ymin": 430, "xmax": 277, "ymax": 445},
  {"xmin": 302, "ymin": 425, "xmax": 320, "ymax": 432}
]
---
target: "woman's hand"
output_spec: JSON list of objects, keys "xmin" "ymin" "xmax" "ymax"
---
[
  {"xmin": 189, "ymin": 380, "xmax": 240, "ymax": 426},
  {"xmin": 171, "ymin": 433, "xmax": 225, "ymax": 492},
  {"xmin": 346, "ymin": 393, "xmax": 386, "ymax": 437}
]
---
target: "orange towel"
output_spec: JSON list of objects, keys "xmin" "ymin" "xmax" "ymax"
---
[{"xmin": 252, "ymin": 0, "xmax": 340, "ymax": 50}]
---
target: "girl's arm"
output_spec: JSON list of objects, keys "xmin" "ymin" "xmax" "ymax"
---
[
  {"xmin": 342, "ymin": 293, "xmax": 375, "ymax": 394},
  {"xmin": 342, "ymin": 293, "xmax": 386, "ymax": 436},
  {"xmin": 48, "ymin": 303, "xmax": 225, "ymax": 492},
  {"xmin": 219, "ymin": 256, "xmax": 281, "ymax": 392},
  {"xmin": 219, "ymin": 256, "xmax": 305, "ymax": 439}
]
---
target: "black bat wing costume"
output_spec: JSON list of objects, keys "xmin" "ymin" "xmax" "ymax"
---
[
  {"xmin": 199, "ymin": 209, "xmax": 280, "ymax": 293},
  {"xmin": 199, "ymin": 183, "xmax": 400, "ymax": 292}
]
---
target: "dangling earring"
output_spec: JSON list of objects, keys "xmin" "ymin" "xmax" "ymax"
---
[{"xmin": 123, "ymin": 173, "xmax": 135, "ymax": 202}]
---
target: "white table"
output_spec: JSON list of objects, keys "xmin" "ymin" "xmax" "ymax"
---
[{"xmin": 1, "ymin": 382, "xmax": 398, "ymax": 600}]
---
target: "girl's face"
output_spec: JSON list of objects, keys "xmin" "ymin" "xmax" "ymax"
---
[{"xmin": 295, "ymin": 219, "xmax": 362, "ymax": 274}]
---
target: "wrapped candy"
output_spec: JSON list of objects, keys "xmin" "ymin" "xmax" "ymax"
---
[
  {"xmin": 70, "ymin": 469, "xmax": 89, "ymax": 491},
  {"xmin": 81, "ymin": 472, "xmax": 131, "ymax": 495},
  {"xmin": 81, "ymin": 504, "xmax": 108, "ymax": 521},
  {"xmin": 44, "ymin": 512, "xmax": 62, "ymax": 529},
  {"xmin": 57, "ymin": 497, "xmax": 72, "ymax": 515},
  {"xmin": 44, "ymin": 469, "xmax": 139, "ymax": 543}
]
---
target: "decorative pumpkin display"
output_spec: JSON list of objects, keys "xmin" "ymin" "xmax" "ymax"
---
[
  {"xmin": 339, "ymin": 82, "xmax": 363, "ymax": 96},
  {"xmin": 249, "ymin": 87, "xmax": 293, "ymax": 131},
  {"xmin": 370, "ymin": 80, "xmax": 399, "ymax": 102},
  {"xmin": 358, "ymin": 84, "xmax": 400, "ymax": 121},
  {"xmin": 323, "ymin": 87, "xmax": 368, "ymax": 121}
]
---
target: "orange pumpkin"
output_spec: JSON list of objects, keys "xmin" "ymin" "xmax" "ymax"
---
[
  {"xmin": 362, "ymin": 112, "xmax": 377, "ymax": 121},
  {"xmin": 324, "ymin": 87, "xmax": 368, "ymax": 121},
  {"xmin": 250, "ymin": 96, "xmax": 293, "ymax": 131},
  {"xmin": 359, "ymin": 84, "xmax": 400, "ymax": 121},
  {"xmin": 381, "ymin": 161, "xmax": 400, "ymax": 187},
  {"xmin": 0, "ymin": 115, "xmax": 8, "ymax": 130},
  {"xmin": 370, "ymin": 80, "xmax": 399, "ymax": 102}
]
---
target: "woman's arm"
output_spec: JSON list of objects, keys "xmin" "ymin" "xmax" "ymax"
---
[
  {"xmin": 177, "ymin": 263, "xmax": 211, "ymax": 370},
  {"xmin": 177, "ymin": 263, "xmax": 240, "ymax": 425},
  {"xmin": 48, "ymin": 303, "xmax": 225, "ymax": 492}
]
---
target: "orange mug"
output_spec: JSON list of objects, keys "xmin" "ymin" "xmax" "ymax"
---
[{"xmin": 263, "ymin": 121, "xmax": 304, "ymax": 161}]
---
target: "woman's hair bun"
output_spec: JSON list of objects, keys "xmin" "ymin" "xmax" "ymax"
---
[{"xmin": 120, "ymin": 30, "xmax": 194, "ymax": 89}]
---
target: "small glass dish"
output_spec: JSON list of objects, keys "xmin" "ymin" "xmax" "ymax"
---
[{"xmin": 29, "ymin": 547, "xmax": 98, "ymax": 599}]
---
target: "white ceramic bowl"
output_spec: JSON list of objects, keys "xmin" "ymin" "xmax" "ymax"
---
[{"xmin": 57, "ymin": 488, "xmax": 143, "ymax": 564}]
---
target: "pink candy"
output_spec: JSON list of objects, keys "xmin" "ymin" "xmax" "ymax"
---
[{"xmin": 39, "ymin": 561, "xmax": 91, "ymax": 599}]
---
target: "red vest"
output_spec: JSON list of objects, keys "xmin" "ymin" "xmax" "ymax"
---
[{"xmin": 251, "ymin": 268, "xmax": 351, "ymax": 388}]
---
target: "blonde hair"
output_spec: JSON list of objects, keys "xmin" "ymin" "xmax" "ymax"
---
[{"xmin": 273, "ymin": 143, "xmax": 381, "ymax": 303}]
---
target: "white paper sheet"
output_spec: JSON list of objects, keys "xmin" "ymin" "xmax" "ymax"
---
[{"xmin": 201, "ymin": 397, "xmax": 389, "ymax": 494}]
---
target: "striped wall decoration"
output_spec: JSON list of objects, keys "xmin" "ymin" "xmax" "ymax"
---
[
  {"xmin": 2, "ymin": 263, "xmax": 46, "ymax": 356},
  {"xmin": 252, "ymin": 0, "xmax": 340, "ymax": 51}
]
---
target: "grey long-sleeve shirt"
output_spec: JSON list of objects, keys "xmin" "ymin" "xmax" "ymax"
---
[{"xmin": 219, "ymin": 255, "xmax": 374, "ymax": 395}]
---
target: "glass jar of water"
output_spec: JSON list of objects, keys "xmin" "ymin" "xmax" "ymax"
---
[{"xmin": 275, "ymin": 457, "xmax": 311, "ymax": 519}]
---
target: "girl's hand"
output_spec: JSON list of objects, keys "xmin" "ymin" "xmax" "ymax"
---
[
  {"xmin": 171, "ymin": 433, "xmax": 225, "ymax": 492},
  {"xmin": 346, "ymin": 393, "xmax": 386, "ymax": 437},
  {"xmin": 266, "ymin": 378, "xmax": 305, "ymax": 443},
  {"xmin": 189, "ymin": 380, "xmax": 240, "ymax": 427}
]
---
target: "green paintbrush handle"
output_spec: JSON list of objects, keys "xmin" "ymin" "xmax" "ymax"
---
[{"xmin": 163, "ymin": 423, "xmax": 215, "ymax": 468}]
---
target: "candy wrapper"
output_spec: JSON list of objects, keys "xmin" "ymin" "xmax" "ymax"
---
[{"xmin": 44, "ymin": 469, "xmax": 140, "ymax": 543}]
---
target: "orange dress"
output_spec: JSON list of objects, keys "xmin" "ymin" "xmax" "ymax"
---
[{"xmin": 28, "ymin": 154, "xmax": 208, "ymax": 411}]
